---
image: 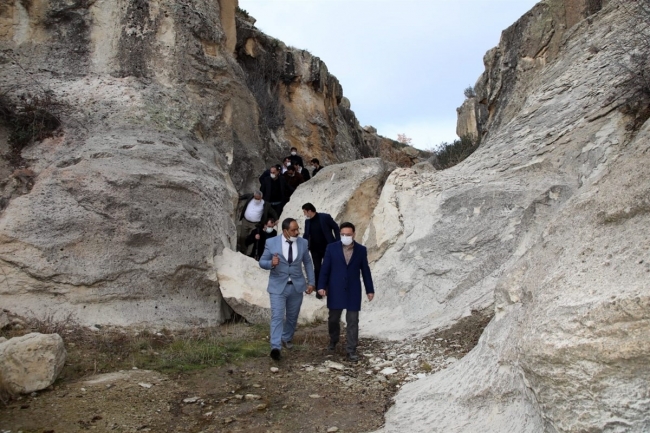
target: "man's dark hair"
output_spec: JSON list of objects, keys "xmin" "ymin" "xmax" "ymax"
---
[
  {"xmin": 311, "ymin": 158, "xmax": 320, "ymax": 165},
  {"xmin": 274, "ymin": 164, "xmax": 282, "ymax": 171},
  {"xmin": 302, "ymin": 203, "xmax": 316, "ymax": 213},
  {"xmin": 266, "ymin": 217, "xmax": 276, "ymax": 225},
  {"xmin": 283, "ymin": 156, "xmax": 291, "ymax": 163},
  {"xmin": 282, "ymin": 218, "xmax": 296, "ymax": 231},
  {"xmin": 290, "ymin": 147, "xmax": 297, "ymax": 152},
  {"xmin": 340, "ymin": 222, "xmax": 355, "ymax": 233},
  {"xmin": 286, "ymin": 166, "xmax": 295, "ymax": 172}
]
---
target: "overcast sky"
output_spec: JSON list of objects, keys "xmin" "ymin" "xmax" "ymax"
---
[{"xmin": 241, "ymin": 0, "xmax": 540, "ymax": 150}]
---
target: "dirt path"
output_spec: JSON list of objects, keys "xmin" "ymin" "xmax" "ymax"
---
[{"xmin": 0, "ymin": 312, "xmax": 491, "ymax": 433}]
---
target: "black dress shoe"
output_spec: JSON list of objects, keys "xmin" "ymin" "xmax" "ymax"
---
[
  {"xmin": 270, "ymin": 348, "xmax": 281, "ymax": 360},
  {"xmin": 327, "ymin": 342, "xmax": 337, "ymax": 351},
  {"xmin": 347, "ymin": 353, "xmax": 359, "ymax": 363}
]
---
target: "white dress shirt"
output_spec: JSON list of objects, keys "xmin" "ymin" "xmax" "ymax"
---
[
  {"xmin": 281, "ymin": 236, "xmax": 297, "ymax": 262},
  {"xmin": 244, "ymin": 199, "xmax": 264, "ymax": 222}
]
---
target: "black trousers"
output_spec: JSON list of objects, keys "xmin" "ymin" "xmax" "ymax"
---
[
  {"xmin": 310, "ymin": 248, "xmax": 326, "ymax": 286},
  {"xmin": 328, "ymin": 309, "xmax": 359, "ymax": 355}
]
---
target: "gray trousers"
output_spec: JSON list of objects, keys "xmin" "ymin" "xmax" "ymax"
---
[{"xmin": 328, "ymin": 309, "xmax": 359, "ymax": 355}]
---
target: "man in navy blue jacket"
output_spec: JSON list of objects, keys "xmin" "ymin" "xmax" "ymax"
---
[
  {"xmin": 302, "ymin": 203, "xmax": 340, "ymax": 299},
  {"xmin": 317, "ymin": 222, "xmax": 374, "ymax": 362}
]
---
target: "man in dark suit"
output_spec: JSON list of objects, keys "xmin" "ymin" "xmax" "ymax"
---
[
  {"xmin": 318, "ymin": 222, "xmax": 374, "ymax": 362},
  {"xmin": 259, "ymin": 218, "xmax": 315, "ymax": 361},
  {"xmin": 261, "ymin": 166, "xmax": 293, "ymax": 217},
  {"xmin": 302, "ymin": 203, "xmax": 340, "ymax": 299}
]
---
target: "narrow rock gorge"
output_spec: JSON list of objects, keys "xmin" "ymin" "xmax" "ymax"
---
[{"xmin": 1, "ymin": 0, "xmax": 649, "ymax": 431}]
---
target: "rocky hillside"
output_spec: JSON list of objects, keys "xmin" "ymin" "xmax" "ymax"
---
[{"xmin": 365, "ymin": 1, "xmax": 649, "ymax": 432}]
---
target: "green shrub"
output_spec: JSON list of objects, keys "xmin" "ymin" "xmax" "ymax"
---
[{"xmin": 431, "ymin": 134, "xmax": 480, "ymax": 170}]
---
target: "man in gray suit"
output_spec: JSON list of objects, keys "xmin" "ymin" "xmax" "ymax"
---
[{"xmin": 259, "ymin": 218, "xmax": 315, "ymax": 360}]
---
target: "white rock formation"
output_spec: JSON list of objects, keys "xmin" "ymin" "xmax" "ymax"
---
[
  {"xmin": 213, "ymin": 248, "xmax": 328, "ymax": 324},
  {"xmin": 0, "ymin": 333, "xmax": 66, "ymax": 394},
  {"xmin": 281, "ymin": 158, "xmax": 392, "ymax": 236},
  {"xmin": 374, "ymin": 2, "xmax": 650, "ymax": 432}
]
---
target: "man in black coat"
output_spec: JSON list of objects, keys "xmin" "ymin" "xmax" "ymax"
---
[
  {"xmin": 310, "ymin": 158, "xmax": 324, "ymax": 177},
  {"xmin": 245, "ymin": 217, "xmax": 277, "ymax": 261},
  {"xmin": 261, "ymin": 166, "xmax": 293, "ymax": 217},
  {"xmin": 302, "ymin": 203, "xmax": 340, "ymax": 299},
  {"xmin": 289, "ymin": 147, "xmax": 304, "ymax": 168}
]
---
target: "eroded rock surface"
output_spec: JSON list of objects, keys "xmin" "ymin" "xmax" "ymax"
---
[{"xmin": 374, "ymin": 2, "xmax": 650, "ymax": 432}]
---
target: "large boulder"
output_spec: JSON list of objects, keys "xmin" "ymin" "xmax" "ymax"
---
[
  {"xmin": 280, "ymin": 158, "xmax": 393, "ymax": 236},
  {"xmin": 375, "ymin": 2, "xmax": 650, "ymax": 432},
  {"xmin": 213, "ymin": 248, "xmax": 328, "ymax": 324},
  {"xmin": 0, "ymin": 333, "xmax": 66, "ymax": 394}
]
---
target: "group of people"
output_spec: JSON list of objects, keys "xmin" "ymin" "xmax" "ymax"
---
[
  {"xmin": 237, "ymin": 147, "xmax": 324, "ymax": 259},
  {"xmin": 235, "ymin": 147, "xmax": 374, "ymax": 362},
  {"xmin": 259, "ymin": 214, "xmax": 374, "ymax": 363}
]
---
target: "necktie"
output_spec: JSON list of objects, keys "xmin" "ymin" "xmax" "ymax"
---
[{"xmin": 287, "ymin": 240, "xmax": 293, "ymax": 264}]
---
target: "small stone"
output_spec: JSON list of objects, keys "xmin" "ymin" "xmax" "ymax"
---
[
  {"xmin": 80, "ymin": 388, "xmax": 86, "ymax": 392},
  {"xmin": 327, "ymin": 427, "xmax": 339, "ymax": 432},
  {"xmin": 305, "ymin": 366, "xmax": 315, "ymax": 372},
  {"xmin": 270, "ymin": 367, "xmax": 279, "ymax": 373},
  {"xmin": 234, "ymin": 394, "xmax": 244, "ymax": 400},
  {"xmin": 183, "ymin": 397, "xmax": 200, "ymax": 404},
  {"xmin": 132, "ymin": 366, "xmax": 138, "ymax": 370},
  {"xmin": 138, "ymin": 383, "xmax": 152, "ymax": 389},
  {"xmin": 256, "ymin": 403, "xmax": 268, "ymax": 410},
  {"xmin": 380, "ymin": 367, "xmax": 398, "ymax": 376},
  {"xmin": 309, "ymin": 394, "xmax": 321, "ymax": 399},
  {"xmin": 323, "ymin": 361, "xmax": 345, "ymax": 371},
  {"xmin": 252, "ymin": 383, "xmax": 262, "ymax": 388},
  {"xmin": 203, "ymin": 411, "xmax": 213, "ymax": 417},
  {"xmin": 245, "ymin": 394, "xmax": 261, "ymax": 401}
]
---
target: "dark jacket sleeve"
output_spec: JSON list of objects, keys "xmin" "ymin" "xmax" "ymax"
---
[
  {"xmin": 239, "ymin": 197, "xmax": 252, "ymax": 221},
  {"xmin": 302, "ymin": 168, "xmax": 311, "ymax": 181},
  {"xmin": 327, "ymin": 214, "xmax": 341, "ymax": 241},
  {"xmin": 360, "ymin": 246, "xmax": 374, "ymax": 294},
  {"xmin": 303, "ymin": 219, "xmax": 311, "ymax": 243}
]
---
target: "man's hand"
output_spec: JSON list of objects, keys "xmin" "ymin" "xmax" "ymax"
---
[
  {"xmin": 271, "ymin": 253, "xmax": 280, "ymax": 267},
  {"xmin": 306, "ymin": 285, "xmax": 314, "ymax": 294},
  {"xmin": 318, "ymin": 289, "xmax": 327, "ymax": 297},
  {"xmin": 367, "ymin": 293, "xmax": 374, "ymax": 301},
  {"xmin": 255, "ymin": 234, "xmax": 261, "ymax": 240}
]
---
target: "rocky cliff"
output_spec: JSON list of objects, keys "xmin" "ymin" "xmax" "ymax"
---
[
  {"xmin": 0, "ymin": 0, "xmax": 405, "ymax": 328},
  {"xmin": 364, "ymin": 1, "xmax": 649, "ymax": 432}
]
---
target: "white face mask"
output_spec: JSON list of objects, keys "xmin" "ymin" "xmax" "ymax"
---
[
  {"xmin": 265, "ymin": 227, "xmax": 274, "ymax": 233},
  {"xmin": 291, "ymin": 151, "xmax": 297, "ymax": 156},
  {"xmin": 341, "ymin": 235, "xmax": 354, "ymax": 246},
  {"xmin": 288, "ymin": 236, "xmax": 298, "ymax": 242},
  {"xmin": 286, "ymin": 162, "xmax": 292, "ymax": 166},
  {"xmin": 304, "ymin": 214, "xmax": 311, "ymax": 219},
  {"xmin": 254, "ymin": 198, "xmax": 262, "ymax": 204},
  {"xmin": 270, "ymin": 173, "xmax": 276, "ymax": 179}
]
